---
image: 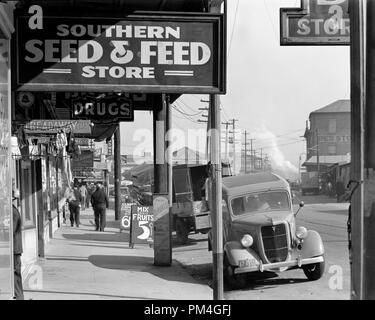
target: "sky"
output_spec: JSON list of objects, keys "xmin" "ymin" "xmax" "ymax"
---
[{"xmin": 120, "ymin": 0, "xmax": 350, "ymax": 180}]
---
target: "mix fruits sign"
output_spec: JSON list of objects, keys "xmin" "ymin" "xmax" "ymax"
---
[
  {"xmin": 15, "ymin": 14, "xmax": 225, "ymax": 93},
  {"xmin": 280, "ymin": 0, "xmax": 349, "ymax": 45}
]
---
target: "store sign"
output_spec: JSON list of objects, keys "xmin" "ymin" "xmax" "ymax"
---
[
  {"xmin": 72, "ymin": 96, "xmax": 134, "ymax": 122},
  {"xmin": 24, "ymin": 120, "xmax": 92, "ymax": 135},
  {"xmin": 73, "ymin": 150, "xmax": 94, "ymax": 168},
  {"xmin": 129, "ymin": 205, "xmax": 153, "ymax": 245},
  {"xmin": 15, "ymin": 14, "xmax": 225, "ymax": 93},
  {"xmin": 318, "ymin": 135, "xmax": 351, "ymax": 143},
  {"xmin": 17, "ymin": 92, "xmax": 35, "ymax": 108},
  {"xmin": 280, "ymin": 0, "xmax": 350, "ymax": 45},
  {"xmin": 93, "ymin": 161, "xmax": 109, "ymax": 170}
]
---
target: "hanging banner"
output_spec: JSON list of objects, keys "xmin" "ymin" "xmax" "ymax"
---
[
  {"xmin": 280, "ymin": 0, "xmax": 350, "ymax": 45},
  {"xmin": 129, "ymin": 205, "xmax": 154, "ymax": 247},
  {"xmin": 24, "ymin": 119, "xmax": 92, "ymax": 135},
  {"xmin": 15, "ymin": 14, "xmax": 225, "ymax": 93}
]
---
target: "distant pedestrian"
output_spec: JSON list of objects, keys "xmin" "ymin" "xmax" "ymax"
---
[
  {"xmin": 79, "ymin": 184, "xmax": 87, "ymax": 210},
  {"xmin": 12, "ymin": 186, "xmax": 24, "ymax": 300},
  {"xmin": 86, "ymin": 183, "xmax": 94, "ymax": 208},
  {"xmin": 91, "ymin": 182, "xmax": 109, "ymax": 232},
  {"xmin": 67, "ymin": 185, "xmax": 81, "ymax": 227}
]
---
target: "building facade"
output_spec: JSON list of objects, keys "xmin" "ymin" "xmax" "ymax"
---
[
  {"xmin": 0, "ymin": 1, "xmax": 15, "ymax": 300},
  {"xmin": 303, "ymin": 99, "xmax": 351, "ymax": 173}
]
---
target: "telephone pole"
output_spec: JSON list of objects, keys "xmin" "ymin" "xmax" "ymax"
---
[
  {"xmin": 198, "ymin": 107, "xmax": 209, "ymax": 161},
  {"xmin": 229, "ymin": 119, "xmax": 238, "ymax": 174},
  {"xmin": 249, "ymin": 138, "xmax": 255, "ymax": 172},
  {"xmin": 222, "ymin": 121, "xmax": 230, "ymax": 161}
]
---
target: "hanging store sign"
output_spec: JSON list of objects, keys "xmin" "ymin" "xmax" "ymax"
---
[
  {"xmin": 280, "ymin": 0, "xmax": 350, "ymax": 45},
  {"xmin": 73, "ymin": 150, "xmax": 94, "ymax": 168},
  {"xmin": 72, "ymin": 96, "xmax": 134, "ymax": 122},
  {"xmin": 24, "ymin": 120, "xmax": 92, "ymax": 135},
  {"xmin": 15, "ymin": 14, "xmax": 225, "ymax": 93}
]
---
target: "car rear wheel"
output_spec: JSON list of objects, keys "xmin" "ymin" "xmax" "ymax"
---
[
  {"xmin": 303, "ymin": 260, "xmax": 325, "ymax": 281},
  {"xmin": 224, "ymin": 254, "xmax": 248, "ymax": 289}
]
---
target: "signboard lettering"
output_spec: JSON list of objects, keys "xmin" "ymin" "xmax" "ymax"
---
[
  {"xmin": 16, "ymin": 15, "xmax": 225, "ymax": 93},
  {"xmin": 24, "ymin": 119, "xmax": 92, "ymax": 134},
  {"xmin": 72, "ymin": 96, "xmax": 134, "ymax": 122},
  {"xmin": 280, "ymin": 0, "xmax": 349, "ymax": 45},
  {"xmin": 129, "ymin": 205, "xmax": 153, "ymax": 245}
]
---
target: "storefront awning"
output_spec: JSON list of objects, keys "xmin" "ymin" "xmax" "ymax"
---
[{"xmin": 302, "ymin": 155, "xmax": 351, "ymax": 167}]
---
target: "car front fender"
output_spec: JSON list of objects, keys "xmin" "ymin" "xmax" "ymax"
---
[
  {"xmin": 224, "ymin": 241, "xmax": 261, "ymax": 267},
  {"xmin": 300, "ymin": 230, "xmax": 325, "ymax": 259}
]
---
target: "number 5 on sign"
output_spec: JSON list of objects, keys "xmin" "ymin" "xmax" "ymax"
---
[{"xmin": 137, "ymin": 221, "xmax": 151, "ymax": 240}]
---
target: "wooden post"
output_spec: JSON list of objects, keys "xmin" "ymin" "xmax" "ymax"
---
[
  {"xmin": 210, "ymin": 94, "xmax": 224, "ymax": 300},
  {"xmin": 363, "ymin": 0, "xmax": 375, "ymax": 300},
  {"xmin": 349, "ymin": 0, "xmax": 366, "ymax": 300},
  {"xmin": 153, "ymin": 94, "xmax": 172, "ymax": 266},
  {"xmin": 114, "ymin": 124, "xmax": 121, "ymax": 220}
]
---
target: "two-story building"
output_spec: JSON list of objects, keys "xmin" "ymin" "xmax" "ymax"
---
[{"xmin": 302, "ymin": 99, "xmax": 351, "ymax": 177}]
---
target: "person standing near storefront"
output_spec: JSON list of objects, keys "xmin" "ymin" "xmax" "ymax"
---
[
  {"xmin": 79, "ymin": 184, "xmax": 87, "ymax": 210},
  {"xmin": 12, "ymin": 186, "xmax": 24, "ymax": 300},
  {"xmin": 67, "ymin": 185, "xmax": 81, "ymax": 227},
  {"xmin": 91, "ymin": 182, "xmax": 109, "ymax": 232}
]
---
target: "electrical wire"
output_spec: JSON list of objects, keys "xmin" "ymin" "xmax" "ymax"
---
[{"xmin": 228, "ymin": 0, "xmax": 240, "ymax": 58}]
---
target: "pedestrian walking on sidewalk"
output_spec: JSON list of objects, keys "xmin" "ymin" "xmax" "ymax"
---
[
  {"xmin": 12, "ymin": 186, "xmax": 24, "ymax": 300},
  {"xmin": 79, "ymin": 184, "xmax": 87, "ymax": 210},
  {"xmin": 91, "ymin": 182, "xmax": 109, "ymax": 232},
  {"xmin": 67, "ymin": 185, "xmax": 81, "ymax": 227},
  {"xmin": 86, "ymin": 183, "xmax": 94, "ymax": 208}
]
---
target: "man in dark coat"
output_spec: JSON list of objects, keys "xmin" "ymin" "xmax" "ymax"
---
[
  {"xmin": 91, "ymin": 183, "xmax": 109, "ymax": 232},
  {"xmin": 12, "ymin": 187, "xmax": 24, "ymax": 300}
]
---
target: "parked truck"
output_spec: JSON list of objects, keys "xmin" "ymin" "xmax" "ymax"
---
[
  {"xmin": 301, "ymin": 171, "xmax": 320, "ymax": 195},
  {"xmin": 134, "ymin": 162, "xmax": 232, "ymax": 244}
]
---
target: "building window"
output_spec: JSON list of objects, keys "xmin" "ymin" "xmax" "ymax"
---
[
  {"xmin": 328, "ymin": 145, "xmax": 337, "ymax": 155},
  {"xmin": 329, "ymin": 119, "xmax": 336, "ymax": 134}
]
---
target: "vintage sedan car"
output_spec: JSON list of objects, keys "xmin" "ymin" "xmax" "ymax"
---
[{"xmin": 208, "ymin": 172, "xmax": 325, "ymax": 288}]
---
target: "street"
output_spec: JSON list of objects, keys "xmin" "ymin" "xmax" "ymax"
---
[{"xmin": 172, "ymin": 194, "xmax": 351, "ymax": 300}]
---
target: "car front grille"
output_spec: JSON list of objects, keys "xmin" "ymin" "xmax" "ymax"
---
[{"xmin": 261, "ymin": 223, "xmax": 288, "ymax": 263}]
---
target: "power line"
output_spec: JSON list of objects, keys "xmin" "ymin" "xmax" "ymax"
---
[
  {"xmin": 173, "ymin": 101, "xmax": 203, "ymax": 117},
  {"xmin": 228, "ymin": 0, "xmax": 240, "ymax": 58}
]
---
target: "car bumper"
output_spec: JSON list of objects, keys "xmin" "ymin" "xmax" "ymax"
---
[{"xmin": 234, "ymin": 256, "xmax": 324, "ymax": 274}]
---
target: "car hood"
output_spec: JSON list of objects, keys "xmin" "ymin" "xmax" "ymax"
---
[{"xmin": 232, "ymin": 210, "xmax": 293, "ymax": 227}]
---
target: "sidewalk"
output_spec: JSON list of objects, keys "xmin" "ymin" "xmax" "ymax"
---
[{"xmin": 23, "ymin": 207, "xmax": 212, "ymax": 300}]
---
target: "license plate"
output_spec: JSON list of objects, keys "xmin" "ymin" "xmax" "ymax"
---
[{"xmin": 238, "ymin": 259, "xmax": 257, "ymax": 268}]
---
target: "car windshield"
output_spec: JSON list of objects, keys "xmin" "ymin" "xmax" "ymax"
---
[{"xmin": 231, "ymin": 191, "xmax": 290, "ymax": 215}]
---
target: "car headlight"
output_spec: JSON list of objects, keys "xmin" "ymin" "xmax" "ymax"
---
[
  {"xmin": 240, "ymin": 234, "xmax": 253, "ymax": 248},
  {"xmin": 296, "ymin": 226, "xmax": 308, "ymax": 239}
]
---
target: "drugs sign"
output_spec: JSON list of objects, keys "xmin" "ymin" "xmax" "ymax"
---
[
  {"xmin": 15, "ymin": 14, "xmax": 225, "ymax": 93},
  {"xmin": 280, "ymin": 0, "xmax": 350, "ymax": 45},
  {"xmin": 72, "ymin": 96, "xmax": 134, "ymax": 122}
]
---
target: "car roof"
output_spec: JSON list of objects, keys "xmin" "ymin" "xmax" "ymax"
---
[{"xmin": 222, "ymin": 172, "xmax": 289, "ymax": 196}]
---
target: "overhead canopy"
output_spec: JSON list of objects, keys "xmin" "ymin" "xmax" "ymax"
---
[{"xmin": 302, "ymin": 155, "xmax": 351, "ymax": 167}]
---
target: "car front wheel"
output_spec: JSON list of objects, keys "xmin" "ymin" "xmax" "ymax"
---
[
  {"xmin": 224, "ymin": 254, "xmax": 248, "ymax": 289},
  {"xmin": 302, "ymin": 260, "xmax": 325, "ymax": 281}
]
